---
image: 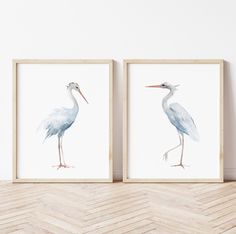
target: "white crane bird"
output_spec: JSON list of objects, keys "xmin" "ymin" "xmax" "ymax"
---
[
  {"xmin": 146, "ymin": 82, "xmax": 199, "ymax": 168},
  {"xmin": 42, "ymin": 82, "xmax": 88, "ymax": 169}
]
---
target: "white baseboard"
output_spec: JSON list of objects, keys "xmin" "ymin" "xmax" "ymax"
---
[{"xmin": 113, "ymin": 168, "xmax": 236, "ymax": 181}]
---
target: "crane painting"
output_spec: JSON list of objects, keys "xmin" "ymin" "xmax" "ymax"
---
[
  {"xmin": 41, "ymin": 82, "xmax": 88, "ymax": 169},
  {"xmin": 146, "ymin": 82, "xmax": 199, "ymax": 168}
]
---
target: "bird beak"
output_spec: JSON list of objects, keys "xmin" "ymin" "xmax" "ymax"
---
[
  {"xmin": 145, "ymin": 85, "xmax": 161, "ymax": 88},
  {"xmin": 79, "ymin": 90, "xmax": 89, "ymax": 104}
]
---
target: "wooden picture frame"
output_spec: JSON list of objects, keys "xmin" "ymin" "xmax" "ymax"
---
[
  {"xmin": 123, "ymin": 59, "xmax": 224, "ymax": 182},
  {"xmin": 13, "ymin": 59, "xmax": 113, "ymax": 183}
]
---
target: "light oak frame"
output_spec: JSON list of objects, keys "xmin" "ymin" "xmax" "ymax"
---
[
  {"xmin": 123, "ymin": 59, "xmax": 224, "ymax": 183},
  {"xmin": 13, "ymin": 59, "xmax": 113, "ymax": 183}
]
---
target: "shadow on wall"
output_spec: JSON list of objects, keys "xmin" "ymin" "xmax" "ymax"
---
[
  {"xmin": 113, "ymin": 60, "xmax": 123, "ymax": 180},
  {"xmin": 224, "ymin": 61, "xmax": 236, "ymax": 178}
]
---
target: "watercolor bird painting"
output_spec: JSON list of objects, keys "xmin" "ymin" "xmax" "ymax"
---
[
  {"xmin": 146, "ymin": 82, "xmax": 199, "ymax": 168},
  {"xmin": 41, "ymin": 82, "xmax": 88, "ymax": 169}
]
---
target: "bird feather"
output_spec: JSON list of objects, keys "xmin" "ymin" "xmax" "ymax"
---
[
  {"xmin": 166, "ymin": 102, "xmax": 199, "ymax": 141},
  {"xmin": 41, "ymin": 107, "xmax": 78, "ymax": 140}
]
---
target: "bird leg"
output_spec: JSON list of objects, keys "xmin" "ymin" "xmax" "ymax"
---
[
  {"xmin": 163, "ymin": 134, "xmax": 182, "ymax": 161},
  {"xmin": 52, "ymin": 136, "xmax": 64, "ymax": 169},
  {"xmin": 172, "ymin": 134, "xmax": 186, "ymax": 169},
  {"xmin": 60, "ymin": 136, "xmax": 66, "ymax": 165},
  {"xmin": 60, "ymin": 136, "xmax": 74, "ymax": 169}
]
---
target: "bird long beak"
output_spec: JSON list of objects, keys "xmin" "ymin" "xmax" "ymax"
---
[
  {"xmin": 79, "ymin": 90, "xmax": 89, "ymax": 104},
  {"xmin": 145, "ymin": 85, "xmax": 161, "ymax": 88}
]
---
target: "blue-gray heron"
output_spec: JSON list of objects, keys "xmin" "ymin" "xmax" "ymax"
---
[
  {"xmin": 42, "ymin": 82, "xmax": 88, "ymax": 169},
  {"xmin": 146, "ymin": 82, "xmax": 199, "ymax": 168}
]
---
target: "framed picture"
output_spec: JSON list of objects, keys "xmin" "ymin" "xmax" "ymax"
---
[
  {"xmin": 123, "ymin": 60, "xmax": 224, "ymax": 182},
  {"xmin": 13, "ymin": 59, "xmax": 113, "ymax": 182}
]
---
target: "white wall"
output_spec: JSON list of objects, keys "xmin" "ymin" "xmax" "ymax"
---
[{"xmin": 0, "ymin": 0, "xmax": 236, "ymax": 180}]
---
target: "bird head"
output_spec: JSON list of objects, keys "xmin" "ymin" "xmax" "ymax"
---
[
  {"xmin": 146, "ymin": 82, "xmax": 179, "ymax": 91},
  {"xmin": 67, "ymin": 82, "xmax": 89, "ymax": 104}
]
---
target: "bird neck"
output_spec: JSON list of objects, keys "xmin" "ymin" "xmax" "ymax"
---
[
  {"xmin": 162, "ymin": 89, "xmax": 174, "ymax": 111},
  {"xmin": 67, "ymin": 88, "xmax": 79, "ymax": 111}
]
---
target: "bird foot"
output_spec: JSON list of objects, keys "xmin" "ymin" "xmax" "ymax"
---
[
  {"xmin": 63, "ymin": 164, "xmax": 75, "ymax": 169},
  {"xmin": 171, "ymin": 163, "xmax": 189, "ymax": 169},
  {"xmin": 162, "ymin": 153, "xmax": 168, "ymax": 161},
  {"xmin": 52, "ymin": 164, "xmax": 74, "ymax": 170},
  {"xmin": 52, "ymin": 164, "xmax": 65, "ymax": 170}
]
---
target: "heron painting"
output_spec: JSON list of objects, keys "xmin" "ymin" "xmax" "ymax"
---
[
  {"xmin": 146, "ymin": 82, "xmax": 199, "ymax": 168},
  {"xmin": 41, "ymin": 82, "xmax": 88, "ymax": 169}
]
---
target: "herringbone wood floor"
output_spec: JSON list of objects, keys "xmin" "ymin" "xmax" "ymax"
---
[{"xmin": 0, "ymin": 182, "xmax": 236, "ymax": 234}]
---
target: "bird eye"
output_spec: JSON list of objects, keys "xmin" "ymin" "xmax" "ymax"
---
[{"xmin": 161, "ymin": 84, "xmax": 165, "ymax": 87}]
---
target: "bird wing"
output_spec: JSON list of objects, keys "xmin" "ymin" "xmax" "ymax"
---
[
  {"xmin": 167, "ymin": 103, "xmax": 199, "ymax": 141},
  {"xmin": 41, "ymin": 108, "xmax": 76, "ymax": 140}
]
